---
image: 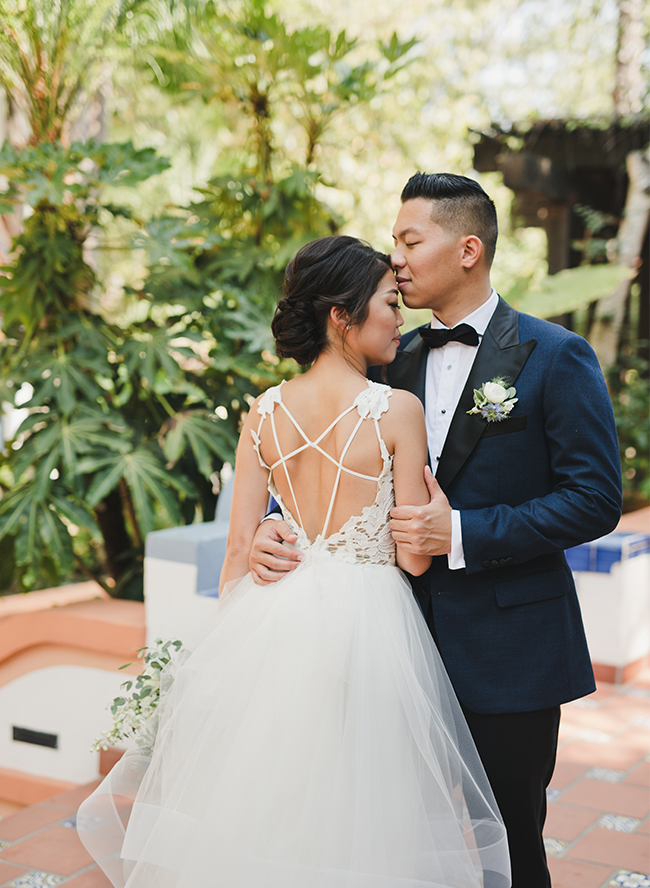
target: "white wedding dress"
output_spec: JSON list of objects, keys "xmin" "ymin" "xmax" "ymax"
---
[{"xmin": 77, "ymin": 380, "xmax": 510, "ymax": 888}]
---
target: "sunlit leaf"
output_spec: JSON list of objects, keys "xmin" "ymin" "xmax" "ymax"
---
[
  {"xmin": 121, "ymin": 328, "xmax": 183, "ymax": 386},
  {"xmin": 81, "ymin": 446, "xmax": 193, "ymax": 536},
  {"xmin": 160, "ymin": 409, "xmax": 237, "ymax": 476},
  {"xmin": 508, "ymin": 265, "xmax": 635, "ymax": 318}
]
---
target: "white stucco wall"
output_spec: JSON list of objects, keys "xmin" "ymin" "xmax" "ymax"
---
[
  {"xmin": 0, "ymin": 664, "xmax": 126, "ymax": 783},
  {"xmin": 575, "ymin": 552, "xmax": 650, "ymax": 668},
  {"xmin": 144, "ymin": 556, "xmax": 219, "ymax": 646}
]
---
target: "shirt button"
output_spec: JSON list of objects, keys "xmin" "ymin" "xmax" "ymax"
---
[
  {"xmin": 447, "ymin": 365, "xmax": 452, "ymax": 370},
  {"xmin": 441, "ymin": 409, "xmax": 446, "ymax": 414},
  {"xmin": 435, "ymin": 456, "xmax": 440, "ymax": 461}
]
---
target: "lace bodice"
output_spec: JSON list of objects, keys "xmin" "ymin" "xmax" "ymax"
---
[{"xmin": 251, "ymin": 380, "xmax": 396, "ymax": 566}]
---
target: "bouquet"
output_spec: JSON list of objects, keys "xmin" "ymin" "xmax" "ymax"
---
[{"xmin": 92, "ymin": 637, "xmax": 183, "ymax": 753}]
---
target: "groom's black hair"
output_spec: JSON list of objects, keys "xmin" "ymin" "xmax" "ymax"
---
[{"xmin": 401, "ymin": 172, "xmax": 498, "ymax": 267}]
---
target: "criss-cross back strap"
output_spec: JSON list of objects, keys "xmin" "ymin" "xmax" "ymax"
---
[
  {"xmin": 318, "ymin": 412, "xmax": 365, "ymax": 539},
  {"xmin": 252, "ymin": 392, "xmax": 386, "ymax": 538}
]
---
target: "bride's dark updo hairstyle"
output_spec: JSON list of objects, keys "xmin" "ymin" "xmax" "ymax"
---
[{"xmin": 272, "ymin": 235, "xmax": 392, "ymax": 366}]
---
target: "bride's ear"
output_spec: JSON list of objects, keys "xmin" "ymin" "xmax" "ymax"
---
[{"xmin": 330, "ymin": 306, "xmax": 350, "ymax": 332}]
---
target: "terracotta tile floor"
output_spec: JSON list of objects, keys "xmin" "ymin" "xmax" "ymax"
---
[
  {"xmin": 0, "ymin": 672, "xmax": 647, "ymax": 887},
  {"xmin": 543, "ymin": 668, "xmax": 650, "ymax": 887}
]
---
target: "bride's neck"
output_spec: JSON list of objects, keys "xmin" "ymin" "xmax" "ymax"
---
[{"xmin": 308, "ymin": 348, "xmax": 367, "ymax": 384}]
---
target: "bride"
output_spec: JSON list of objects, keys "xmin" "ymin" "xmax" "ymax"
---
[{"xmin": 77, "ymin": 235, "xmax": 510, "ymax": 888}]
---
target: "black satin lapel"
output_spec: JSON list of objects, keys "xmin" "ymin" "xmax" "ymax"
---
[
  {"xmin": 435, "ymin": 302, "xmax": 537, "ymax": 492},
  {"xmin": 387, "ymin": 331, "xmax": 428, "ymax": 406},
  {"xmin": 488, "ymin": 296, "xmax": 521, "ymax": 349}
]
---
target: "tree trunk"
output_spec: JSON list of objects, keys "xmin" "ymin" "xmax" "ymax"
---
[
  {"xmin": 94, "ymin": 486, "xmax": 136, "ymax": 594},
  {"xmin": 589, "ymin": 148, "xmax": 650, "ymax": 370},
  {"xmin": 543, "ymin": 204, "xmax": 573, "ymax": 328},
  {"xmin": 0, "ymin": 89, "xmax": 29, "ymax": 267},
  {"xmin": 589, "ymin": 0, "xmax": 648, "ymax": 371},
  {"xmin": 613, "ymin": 0, "xmax": 644, "ymax": 116}
]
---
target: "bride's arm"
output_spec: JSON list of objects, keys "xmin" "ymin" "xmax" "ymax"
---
[
  {"xmin": 386, "ymin": 390, "xmax": 432, "ymax": 577},
  {"xmin": 219, "ymin": 399, "xmax": 272, "ymax": 593}
]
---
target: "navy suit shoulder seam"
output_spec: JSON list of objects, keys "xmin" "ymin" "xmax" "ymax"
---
[{"xmin": 517, "ymin": 312, "xmax": 591, "ymax": 345}]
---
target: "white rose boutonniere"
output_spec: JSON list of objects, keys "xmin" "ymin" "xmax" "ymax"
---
[{"xmin": 468, "ymin": 376, "xmax": 518, "ymax": 422}]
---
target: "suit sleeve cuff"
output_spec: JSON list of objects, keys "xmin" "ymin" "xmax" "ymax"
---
[
  {"xmin": 447, "ymin": 510, "xmax": 466, "ymax": 570},
  {"xmin": 260, "ymin": 512, "xmax": 283, "ymax": 523}
]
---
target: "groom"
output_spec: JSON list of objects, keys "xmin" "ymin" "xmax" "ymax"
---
[{"xmin": 249, "ymin": 172, "xmax": 622, "ymax": 887}]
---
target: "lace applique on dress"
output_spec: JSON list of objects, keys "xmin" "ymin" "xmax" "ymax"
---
[{"xmin": 251, "ymin": 380, "xmax": 396, "ymax": 566}]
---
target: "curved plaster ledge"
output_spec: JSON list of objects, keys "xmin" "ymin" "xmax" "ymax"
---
[
  {"xmin": 0, "ymin": 582, "xmax": 145, "ymax": 687},
  {"xmin": 0, "ymin": 582, "xmax": 145, "ymax": 801}
]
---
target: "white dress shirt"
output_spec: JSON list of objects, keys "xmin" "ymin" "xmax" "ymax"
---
[{"xmin": 424, "ymin": 289, "xmax": 499, "ymax": 570}]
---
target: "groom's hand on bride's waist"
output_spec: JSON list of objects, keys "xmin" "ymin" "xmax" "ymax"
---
[
  {"xmin": 249, "ymin": 519, "xmax": 304, "ymax": 585},
  {"xmin": 390, "ymin": 467, "xmax": 452, "ymax": 558}
]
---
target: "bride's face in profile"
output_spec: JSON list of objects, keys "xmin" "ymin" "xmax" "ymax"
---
[{"xmin": 348, "ymin": 269, "xmax": 404, "ymax": 367}]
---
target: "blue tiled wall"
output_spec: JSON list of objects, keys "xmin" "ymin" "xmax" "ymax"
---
[{"xmin": 566, "ymin": 532, "xmax": 650, "ymax": 574}]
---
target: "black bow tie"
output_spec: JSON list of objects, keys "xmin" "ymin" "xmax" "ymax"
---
[{"xmin": 419, "ymin": 323, "xmax": 480, "ymax": 349}]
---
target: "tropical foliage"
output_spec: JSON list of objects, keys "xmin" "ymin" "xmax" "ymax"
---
[
  {"xmin": 0, "ymin": 0, "xmax": 415, "ymax": 597},
  {"xmin": 0, "ymin": 0, "xmax": 154, "ymax": 144}
]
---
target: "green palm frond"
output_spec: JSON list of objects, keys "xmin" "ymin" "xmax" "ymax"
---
[
  {"xmin": 79, "ymin": 445, "xmax": 193, "ymax": 535},
  {"xmin": 160, "ymin": 409, "xmax": 238, "ymax": 476}
]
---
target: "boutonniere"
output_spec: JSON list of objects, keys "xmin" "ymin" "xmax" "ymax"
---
[{"xmin": 467, "ymin": 377, "xmax": 517, "ymax": 422}]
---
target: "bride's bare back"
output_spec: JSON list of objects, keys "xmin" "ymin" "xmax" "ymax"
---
[
  {"xmin": 219, "ymin": 362, "xmax": 431, "ymax": 592},
  {"xmin": 254, "ymin": 378, "xmax": 389, "ymax": 542}
]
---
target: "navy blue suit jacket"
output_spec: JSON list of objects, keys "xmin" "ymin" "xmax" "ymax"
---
[{"xmin": 372, "ymin": 297, "xmax": 622, "ymax": 715}]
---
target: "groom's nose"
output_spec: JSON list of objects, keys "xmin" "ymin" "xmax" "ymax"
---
[{"xmin": 391, "ymin": 247, "xmax": 405, "ymax": 268}]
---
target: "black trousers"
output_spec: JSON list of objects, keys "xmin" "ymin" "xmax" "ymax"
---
[{"xmin": 461, "ymin": 704, "xmax": 561, "ymax": 888}]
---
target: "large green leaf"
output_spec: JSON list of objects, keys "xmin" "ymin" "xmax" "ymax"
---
[
  {"xmin": 11, "ymin": 405, "xmax": 133, "ymax": 499},
  {"xmin": 91, "ymin": 142, "xmax": 170, "ymax": 189},
  {"xmin": 508, "ymin": 265, "xmax": 635, "ymax": 318},
  {"xmin": 0, "ymin": 484, "xmax": 78, "ymax": 575},
  {"xmin": 223, "ymin": 293, "xmax": 276, "ymax": 354},
  {"xmin": 50, "ymin": 493, "xmax": 100, "ymax": 538},
  {"xmin": 160, "ymin": 410, "xmax": 238, "ymax": 477},
  {"xmin": 120, "ymin": 327, "xmax": 183, "ymax": 387},
  {"xmin": 22, "ymin": 348, "xmax": 103, "ymax": 415},
  {"xmin": 80, "ymin": 446, "xmax": 194, "ymax": 536},
  {"xmin": 0, "ymin": 140, "xmax": 169, "ymax": 210}
]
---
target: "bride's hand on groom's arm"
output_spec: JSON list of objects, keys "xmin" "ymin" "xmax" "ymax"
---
[
  {"xmin": 249, "ymin": 519, "xmax": 304, "ymax": 585},
  {"xmin": 390, "ymin": 467, "xmax": 452, "ymax": 557}
]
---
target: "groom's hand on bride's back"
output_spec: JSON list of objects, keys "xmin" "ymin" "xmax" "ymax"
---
[{"xmin": 249, "ymin": 519, "xmax": 304, "ymax": 585}]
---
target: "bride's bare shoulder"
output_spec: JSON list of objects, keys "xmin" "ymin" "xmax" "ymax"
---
[
  {"xmin": 385, "ymin": 387, "xmax": 425, "ymax": 421},
  {"xmin": 379, "ymin": 388, "xmax": 425, "ymax": 453}
]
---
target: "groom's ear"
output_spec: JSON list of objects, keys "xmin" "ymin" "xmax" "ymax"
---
[{"xmin": 460, "ymin": 235, "xmax": 483, "ymax": 269}]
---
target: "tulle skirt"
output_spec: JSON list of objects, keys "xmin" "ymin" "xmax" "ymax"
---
[{"xmin": 77, "ymin": 553, "xmax": 510, "ymax": 888}]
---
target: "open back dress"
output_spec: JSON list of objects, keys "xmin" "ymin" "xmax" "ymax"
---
[{"xmin": 77, "ymin": 380, "xmax": 510, "ymax": 888}]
